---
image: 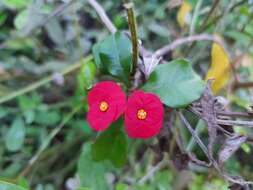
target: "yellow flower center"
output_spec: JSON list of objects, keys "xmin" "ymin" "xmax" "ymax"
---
[
  {"xmin": 137, "ymin": 109, "xmax": 147, "ymax": 120},
  {"xmin": 99, "ymin": 101, "xmax": 109, "ymax": 112}
]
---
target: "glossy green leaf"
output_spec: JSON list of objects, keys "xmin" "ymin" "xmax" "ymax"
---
[
  {"xmin": 78, "ymin": 143, "xmax": 109, "ymax": 190},
  {"xmin": 143, "ymin": 59, "xmax": 205, "ymax": 108},
  {"xmin": 5, "ymin": 117, "xmax": 25, "ymax": 152},
  {"xmin": 92, "ymin": 32, "xmax": 132, "ymax": 85},
  {"xmin": 91, "ymin": 119, "xmax": 128, "ymax": 167},
  {"xmin": 0, "ymin": 180, "xmax": 28, "ymax": 190}
]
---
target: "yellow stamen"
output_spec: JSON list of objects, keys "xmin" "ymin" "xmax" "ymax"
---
[
  {"xmin": 137, "ymin": 109, "xmax": 147, "ymax": 120},
  {"xmin": 99, "ymin": 101, "xmax": 109, "ymax": 112}
]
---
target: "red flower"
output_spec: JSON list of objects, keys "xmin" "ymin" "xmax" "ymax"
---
[
  {"xmin": 124, "ymin": 90, "xmax": 164, "ymax": 139},
  {"xmin": 87, "ymin": 81, "xmax": 126, "ymax": 131}
]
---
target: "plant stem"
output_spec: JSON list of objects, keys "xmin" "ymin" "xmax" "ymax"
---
[
  {"xmin": 138, "ymin": 158, "xmax": 168, "ymax": 185},
  {"xmin": 178, "ymin": 111, "xmax": 209, "ymax": 157},
  {"xmin": 123, "ymin": 0, "xmax": 139, "ymax": 76},
  {"xmin": 155, "ymin": 34, "xmax": 226, "ymax": 58},
  {"xmin": 190, "ymin": 0, "xmax": 203, "ymax": 35},
  {"xmin": 0, "ymin": 55, "xmax": 92, "ymax": 105},
  {"xmin": 17, "ymin": 105, "xmax": 82, "ymax": 178},
  {"xmin": 87, "ymin": 0, "xmax": 117, "ymax": 33},
  {"xmin": 186, "ymin": 119, "xmax": 205, "ymax": 151},
  {"xmin": 199, "ymin": 0, "xmax": 220, "ymax": 32}
]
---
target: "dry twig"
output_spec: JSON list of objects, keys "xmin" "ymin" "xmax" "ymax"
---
[
  {"xmin": 87, "ymin": 0, "xmax": 117, "ymax": 33},
  {"xmin": 155, "ymin": 34, "xmax": 227, "ymax": 58},
  {"xmin": 123, "ymin": 0, "xmax": 139, "ymax": 76}
]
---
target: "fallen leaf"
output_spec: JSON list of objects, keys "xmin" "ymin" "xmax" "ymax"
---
[
  {"xmin": 205, "ymin": 41, "xmax": 230, "ymax": 94},
  {"xmin": 176, "ymin": 1, "xmax": 192, "ymax": 28},
  {"xmin": 218, "ymin": 135, "xmax": 247, "ymax": 163}
]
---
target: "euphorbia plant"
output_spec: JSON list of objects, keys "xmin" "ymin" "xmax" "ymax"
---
[{"xmin": 86, "ymin": 31, "xmax": 205, "ymax": 167}]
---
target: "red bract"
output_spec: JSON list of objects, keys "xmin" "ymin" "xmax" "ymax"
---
[
  {"xmin": 124, "ymin": 90, "xmax": 164, "ymax": 139},
  {"xmin": 87, "ymin": 81, "xmax": 126, "ymax": 131}
]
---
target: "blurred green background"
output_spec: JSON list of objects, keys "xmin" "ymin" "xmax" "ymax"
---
[{"xmin": 0, "ymin": 0, "xmax": 253, "ymax": 189}]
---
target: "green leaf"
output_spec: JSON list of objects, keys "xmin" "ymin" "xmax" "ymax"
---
[
  {"xmin": 14, "ymin": 9, "xmax": 28, "ymax": 30},
  {"xmin": 6, "ymin": 38, "xmax": 36, "ymax": 50},
  {"xmin": 1, "ymin": 162, "xmax": 22, "ymax": 177},
  {"xmin": 78, "ymin": 143, "xmax": 109, "ymax": 190},
  {"xmin": 75, "ymin": 188, "xmax": 90, "ymax": 190},
  {"xmin": 45, "ymin": 19, "xmax": 65, "ymax": 45},
  {"xmin": 148, "ymin": 22, "xmax": 169, "ymax": 37},
  {"xmin": 152, "ymin": 170, "xmax": 173, "ymax": 189},
  {"xmin": 71, "ymin": 120, "xmax": 92, "ymax": 135},
  {"xmin": 17, "ymin": 177, "xmax": 30, "ymax": 189},
  {"xmin": 23, "ymin": 110, "xmax": 35, "ymax": 124},
  {"xmin": 0, "ymin": 107, "xmax": 8, "ymax": 119},
  {"xmin": 225, "ymin": 30, "xmax": 252, "ymax": 47},
  {"xmin": 2, "ymin": 0, "xmax": 31, "ymax": 9},
  {"xmin": 0, "ymin": 180, "xmax": 28, "ymax": 190},
  {"xmin": 0, "ymin": 12, "xmax": 7, "ymax": 26},
  {"xmin": 44, "ymin": 184, "xmax": 54, "ymax": 190},
  {"xmin": 18, "ymin": 94, "xmax": 42, "ymax": 111},
  {"xmin": 116, "ymin": 183, "xmax": 129, "ymax": 190},
  {"xmin": 92, "ymin": 32, "xmax": 132, "ymax": 85},
  {"xmin": 143, "ymin": 59, "xmax": 205, "ymax": 108},
  {"xmin": 35, "ymin": 111, "xmax": 61, "ymax": 126},
  {"xmin": 91, "ymin": 119, "xmax": 128, "ymax": 167},
  {"xmin": 5, "ymin": 117, "xmax": 25, "ymax": 152},
  {"xmin": 77, "ymin": 60, "xmax": 96, "ymax": 90}
]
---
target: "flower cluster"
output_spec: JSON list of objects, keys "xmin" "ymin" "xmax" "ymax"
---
[{"xmin": 87, "ymin": 81, "xmax": 164, "ymax": 139}]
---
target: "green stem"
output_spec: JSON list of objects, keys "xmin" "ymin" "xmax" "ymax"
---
[
  {"xmin": 190, "ymin": 0, "xmax": 203, "ymax": 35},
  {"xmin": 0, "ymin": 55, "xmax": 92, "ymax": 105},
  {"xmin": 123, "ymin": 0, "xmax": 139, "ymax": 76},
  {"xmin": 17, "ymin": 105, "xmax": 82, "ymax": 178},
  {"xmin": 199, "ymin": 0, "xmax": 220, "ymax": 32},
  {"xmin": 186, "ymin": 119, "xmax": 205, "ymax": 152}
]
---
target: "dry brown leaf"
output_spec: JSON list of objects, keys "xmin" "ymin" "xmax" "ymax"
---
[{"xmin": 218, "ymin": 135, "xmax": 247, "ymax": 163}]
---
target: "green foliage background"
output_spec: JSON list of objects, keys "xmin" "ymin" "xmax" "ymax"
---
[{"xmin": 0, "ymin": 0, "xmax": 253, "ymax": 189}]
